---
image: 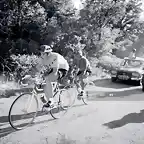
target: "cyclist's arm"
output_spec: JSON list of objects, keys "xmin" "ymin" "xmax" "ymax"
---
[
  {"xmin": 51, "ymin": 56, "xmax": 59, "ymax": 73},
  {"xmin": 37, "ymin": 55, "xmax": 45, "ymax": 72}
]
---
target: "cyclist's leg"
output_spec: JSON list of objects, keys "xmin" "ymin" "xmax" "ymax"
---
[
  {"xmin": 44, "ymin": 73, "xmax": 59, "ymax": 106},
  {"xmin": 79, "ymin": 75, "xmax": 85, "ymax": 90},
  {"xmin": 75, "ymin": 76, "xmax": 80, "ymax": 91},
  {"xmin": 78, "ymin": 72, "xmax": 89, "ymax": 95},
  {"xmin": 57, "ymin": 69, "xmax": 68, "ymax": 85},
  {"xmin": 82, "ymin": 71, "xmax": 90, "ymax": 88},
  {"xmin": 75, "ymin": 71, "xmax": 83, "ymax": 94}
]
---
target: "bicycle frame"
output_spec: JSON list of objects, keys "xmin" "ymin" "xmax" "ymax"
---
[{"xmin": 25, "ymin": 82, "xmax": 60, "ymax": 110}]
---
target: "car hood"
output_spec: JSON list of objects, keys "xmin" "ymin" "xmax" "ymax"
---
[{"xmin": 118, "ymin": 67, "xmax": 142, "ymax": 73}]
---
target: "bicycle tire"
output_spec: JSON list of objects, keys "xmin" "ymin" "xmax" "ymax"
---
[
  {"xmin": 82, "ymin": 91, "xmax": 89, "ymax": 105},
  {"xmin": 8, "ymin": 92, "xmax": 38, "ymax": 130},
  {"xmin": 50, "ymin": 88, "xmax": 71, "ymax": 119},
  {"xmin": 75, "ymin": 83, "xmax": 89, "ymax": 105},
  {"xmin": 80, "ymin": 77, "xmax": 94, "ymax": 105}
]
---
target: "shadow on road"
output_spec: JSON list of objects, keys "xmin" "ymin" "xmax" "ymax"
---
[
  {"xmin": 0, "ymin": 117, "xmax": 54, "ymax": 138},
  {"xmin": 0, "ymin": 103, "xmax": 85, "ymax": 138},
  {"xmin": 103, "ymin": 109, "xmax": 144, "ymax": 129},
  {"xmin": 0, "ymin": 103, "xmax": 84, "ymax": 124},
  {"xmin": 0, "ymin": 111, "xmax": 50, "ymax": 124},
  {"xmin": 0, "ymin": 109, "xmax": 58, "ymax": 138},
  {"xmin": 0, "ymin": 108, "xmax": 63, "ymax": 138},
  {"xmin": 93, "ymin": 78, "xmax": 138, "ymax": 89}
]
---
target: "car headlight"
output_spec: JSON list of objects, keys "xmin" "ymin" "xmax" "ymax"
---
[
  {"xmin": 132, "ymin": 72, "xmax": 140, "ymax": 77},
  {"xmin": 111, "ymin": 70, "xmax": 117, "ymax": 74}
]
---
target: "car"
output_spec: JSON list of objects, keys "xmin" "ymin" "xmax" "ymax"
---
[{"xmin": 110, "ymin": 57, "xmax": 144, "ymax": 90}]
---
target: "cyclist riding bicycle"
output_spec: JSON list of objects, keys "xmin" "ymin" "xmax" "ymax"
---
[
  {"xmin": 39, "ymin": 45, "xmax": 69, "ymax": 108},
  {"xmin": 75, "ymin": 51, "xmax": 92, "ymax": 97}
]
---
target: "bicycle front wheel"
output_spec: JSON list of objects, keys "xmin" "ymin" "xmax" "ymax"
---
[
  {"xmin": 50, "ymin": 88, "xmax": 72, "ymax": 119},
  {"xmin": 8, "ymin": 92, "xmax": 38, "ymax": 130}
]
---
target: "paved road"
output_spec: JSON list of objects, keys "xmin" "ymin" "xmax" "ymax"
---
[{"xmin": 1, "ymin": 79, "xmax": 144, "ymax": 144}]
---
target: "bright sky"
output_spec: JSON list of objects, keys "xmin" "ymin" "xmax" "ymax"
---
[
  {"xmin": 72, "ymin": 0, "xmax": 84, "ymax": 10},
  {"xmin": 72, "ymin": 0, "xmax": 144, "ymax": 21},
  {"xmin": 140, "ymin": 0, "xmax": 144, "ymax": 20}
]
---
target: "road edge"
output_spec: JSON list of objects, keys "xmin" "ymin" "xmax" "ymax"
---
[{"xmin": 0, "ymin": 87, "xmax": 33, "ymax": 99}]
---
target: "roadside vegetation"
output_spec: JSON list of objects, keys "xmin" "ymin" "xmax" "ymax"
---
[{"xmin": 0, "ymin": 0, "xmax": 144, "ymax": 82}]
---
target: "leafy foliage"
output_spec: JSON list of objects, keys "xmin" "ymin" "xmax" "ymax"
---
[
  {"xmin": 77, "ymin": 0, "xmax": 144, "ymax": 56},
  {"xmin": 0, "ymin": 0, "xmax": 144, "ymax": 74}
]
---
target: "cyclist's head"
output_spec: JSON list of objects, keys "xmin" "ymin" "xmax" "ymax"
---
[
  {"xmin": 132, "ymin": 48, "xmax": 136, "ymax": 52},
  {"xmin": 67, "ymin": 48, "xmax": 74, "ymax": 57},
  {"xmin": 77, "ymin": 50, "xmax": 83, "ymax": 57},
  {"xmin": 40, "ymin": 45, "xmax": 52, "ymax": 55}
]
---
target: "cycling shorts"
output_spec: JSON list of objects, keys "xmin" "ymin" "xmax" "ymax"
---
[{"xmin": 77, "ymin": 70, "xmax": 91, "ymax": 76}]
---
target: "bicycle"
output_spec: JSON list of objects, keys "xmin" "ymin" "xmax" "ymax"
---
[
  {"xmin": 8, "ymin": 77, "xmax": 72, "ymax": 130},
  {"xmin": 64, "ymin": 71, "xmax": 95, "ymax": 107}
]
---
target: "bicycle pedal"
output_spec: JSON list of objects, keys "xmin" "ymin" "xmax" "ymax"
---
[
  {"xmin": 42, "ymin": 108, "xmax": 49, "ymax": 114},
  {"xmin": 43, "ymin": 103, "xmax": 50, "ymax": 108},
  {"xmin": 42, "ymin": 106, "xmax": 49, "ymax": 113}
]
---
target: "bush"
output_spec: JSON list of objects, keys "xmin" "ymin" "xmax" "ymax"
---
[
  {"xmin": 97, "ymin": 54, "xmax": 123, "ymax": 70},
  {"xmin": 11, "ymin": 54, "xmax": 40, "ymax": 67},
  {"xmin": 10, "ymin": 54, "xmax": 41, "ymax": 81}
]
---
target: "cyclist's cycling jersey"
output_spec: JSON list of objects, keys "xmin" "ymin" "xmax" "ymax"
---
[
  {"xmin": 78, "ymin": 56, "xmax": 91, "ymax": 72},
  {"xmin": 42, "ymin": 52, "xmax": 69, "ymax": 71}
]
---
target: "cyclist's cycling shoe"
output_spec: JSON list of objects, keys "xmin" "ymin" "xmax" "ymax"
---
[
  {"xmin": 79, "ymin": 91, "xmax": 84, "ymax": 96},
  {"xmin": 77, "ymin": 91, "xmax": 84, "ymax": 100},
  {"xmin": 43, "ymin": 98, "xmax": 55, "ymax": 109},
  {"xmin": 43, "ymin": 102, "xmax": 50, "ymax": 108},
  {"xmin": 40, "ymin": 96, "xmax": 47, "ymax": 103}
]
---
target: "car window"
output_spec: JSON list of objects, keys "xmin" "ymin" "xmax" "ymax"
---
[
  {"xmin": 122, "ymin": 59, "xmax": 143, "ymax": 68},
  {"xmin": 120, "ymin": 59, "xmax": 126, "ymax": 66}
]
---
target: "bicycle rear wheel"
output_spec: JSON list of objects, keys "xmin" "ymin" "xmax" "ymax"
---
[
  {"xmin": 8, "ymin": 92, "xmax": 38, "ymax": 130},
  {"xmin": 81, "ymin": 91, "xmax": 89, "ymax": 105},
  {"xmin": 50, "ymin": 88, "xmax": 72, "ymax": 119}
]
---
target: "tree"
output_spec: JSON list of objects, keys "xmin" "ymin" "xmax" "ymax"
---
[
  {"xmin": 0, "ymin": 0, "xmax": 144, "ymax": 73},
  {"xmin": 76, "ymin": 0, "xmax": 144, "ymax": 56}
]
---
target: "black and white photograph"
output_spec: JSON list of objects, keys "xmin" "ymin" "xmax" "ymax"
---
[{"xmin": 1, "ymin": 0, "xmax": 144, "ymax": 143}]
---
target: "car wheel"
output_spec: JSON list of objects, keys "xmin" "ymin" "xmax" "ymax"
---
[
  {"xmin": 134, "ymin": 80, "xmax": 141, "ymax": 86},
  {"xmin": 142, "ymin": 84, "xmax": 144, "ymax": 92},
  {"xmin": 111, "ymin": 77, "xmax": 117, "ymax": 82},
  {"xmin": 141, "ymin": 76, "xmax": 144, "ymax": 91},
  {"xmin": 141, "ymin": 78, "xmax": 144, "ymax": 91}
]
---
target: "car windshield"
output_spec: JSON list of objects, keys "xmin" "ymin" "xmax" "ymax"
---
[{"xmin": 121, "ymin": 59, "xmax": 144, "ymax": 68}]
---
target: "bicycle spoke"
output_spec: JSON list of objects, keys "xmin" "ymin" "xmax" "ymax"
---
[
  {"xmin": 24, "ymin": 94, "xmax": 35, "ymax": 112},
  {"xmin": 50, "ymin": 88, "xmax": 71, "ymax": 119},
  {"xmin": 8, "ymin": 93, "xmax": 38, "ymax": 130}
]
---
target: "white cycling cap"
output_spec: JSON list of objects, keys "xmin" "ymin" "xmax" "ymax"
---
[{"xmin": 41, "ymin": 45, "xmax": 52, "ymax": 53}]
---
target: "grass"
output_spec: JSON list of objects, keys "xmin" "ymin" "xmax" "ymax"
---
[
  {"xmin": 0, "ymin": 81, "xmax": 19, "ymax": 91},
  {"xmin": 0, "ymin": 81, "xmax": 19, "ymax": 98},
  {"xmin": 0, "ymin": 80, "xmax": 33, "ymax": 98}
]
